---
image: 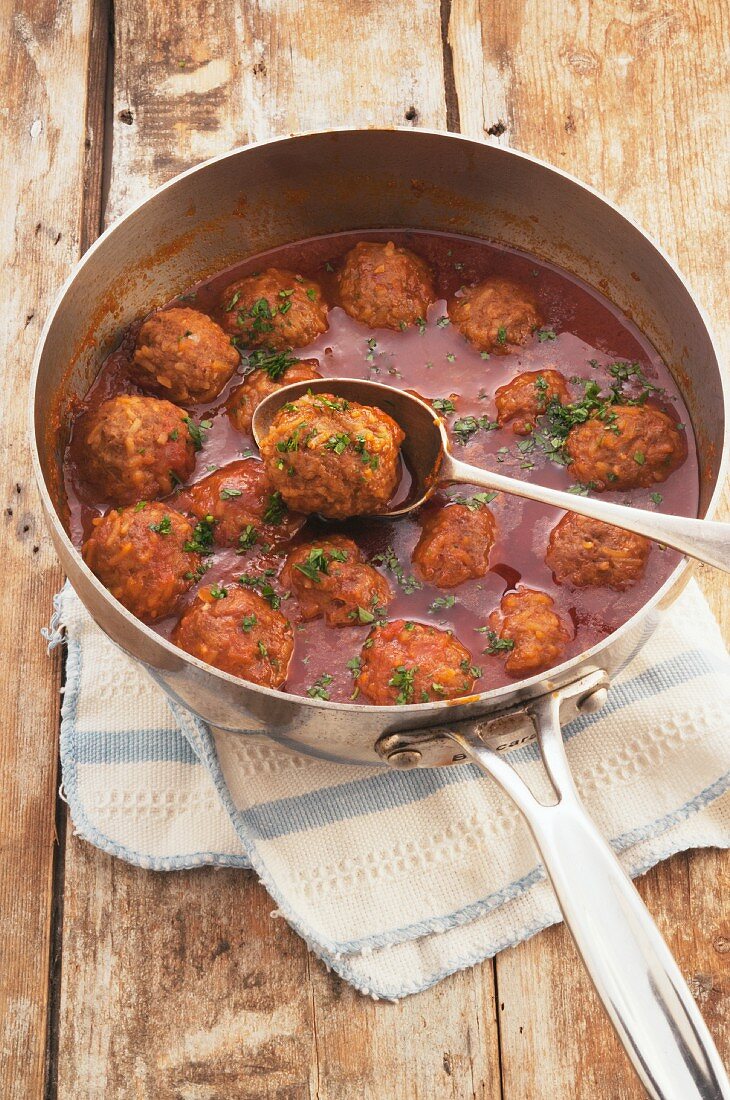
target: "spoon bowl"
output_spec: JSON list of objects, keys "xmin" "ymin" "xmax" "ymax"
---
[{"xmin": 252, "ymin": 376, "xmax": 730, "ymax": 572}]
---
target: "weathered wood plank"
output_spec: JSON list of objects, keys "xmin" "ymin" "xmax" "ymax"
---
[
  {"xmin": 449, "ymin": 0, "xmax": 729, "ymax": 1093},
  {"xmin": 0, "ymin": 3, "xmax": 100, "ymax": 1097},
  {"xmin": 56, "ymin": 3, "xmax": 503, "ymax": 1097}
]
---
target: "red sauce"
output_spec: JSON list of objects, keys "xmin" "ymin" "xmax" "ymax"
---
[{"xmin": 63, "ymin": 230, "xmax": 699, "ymax": 702}]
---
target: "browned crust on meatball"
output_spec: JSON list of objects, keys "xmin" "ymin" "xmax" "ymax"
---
[
  {"xmin": 72, "ymin": 395, "xmax": 196, "ymax": 505},
  {"xmin": 82, "ymin": 502, "xmax": 201, "ymax": 623},
  {"xmin": 413, "ymin": 502, "xmax": 497, "ymax": 587},
  {"xmin": 182, "ymin": 459, "xmax": 305, "ymax": 549},
  {"xmin": 337, "ymin": 241, "xmax": 436, "ymax": 330},
  {"xmin": 495, "ymin": 369, "xmax": 569, "ymax": 434},
  {"xmin": 281, "ymin": 535, "xmax": 393, "ymax": 626},
  {"xmin": 131, "ymin": 307, "xmax": 239, "ymax": 404},
  {"xmin": 226, "ymin": 359, "xmax": 321, "ymax": 435},
  {"xmin": 171, "ymin": 586, "xmax": 293, "ymax": 688},
  {"xmin": 448, "ymin": 276, "xmax": 542, "ymax": 354},
  {"xmin": 486, "ymin": 587, "xmax": 573, "ymax": 678},
  {"xmin": 356, "ymin": 619, "xmax": 479, "ymax": 705},
  {"xmin": 259, "ymin": 392, "xmax": 405, "ymax": 520},
  {"xmin": 546, "ymin": 512, "xmax": 650, "ymax": 589},
  {"xmin": 565, "ymin": 404, "xmax": 687, "ymax": 491},
  {"xmin": 217, "ymin": 268, "xmax": 329, "ymax": 350}
]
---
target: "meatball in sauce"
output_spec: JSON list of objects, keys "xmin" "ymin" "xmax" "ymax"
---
[
  {"xmin": 82, "ymin": 502, "xmax": 201, "ymax": 623},
  {"xmin": 64, "ymin": 229, "xmax": 698, "ymax": 702},
  {"xmin": 259, "ymin": 391, "xmax": 405, "ymax": 520},
  {"xmin": 131, "ymin": 307, "xmax": 239, "ymax": 404},
  {"xmin": 281, "ymin": 536, "xmax": 393, "ymax": 626}
]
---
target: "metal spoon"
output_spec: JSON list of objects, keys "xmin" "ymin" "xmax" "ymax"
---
[{"xmin": 252, "ymin": 376, "xmax": 730, "ymax": 573}]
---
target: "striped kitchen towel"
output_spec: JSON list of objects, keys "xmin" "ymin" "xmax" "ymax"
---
[{"xmin": 48, "ymin": 578, "xmax": 730, "ymax": 999}]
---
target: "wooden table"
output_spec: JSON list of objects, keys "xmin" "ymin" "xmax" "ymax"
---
[{"xmin": 2, "ymin": 2, "xmax": 728, "ymax": 1096}]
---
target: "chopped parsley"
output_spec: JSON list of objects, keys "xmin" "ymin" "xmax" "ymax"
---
[
  {"xmin": 478, "ymin": 628, "xmax": 515, "ymax": 654},
  {"xmin": 238, "ymin": 572, "xmax": 285, "ymax": 610},
  {"xmin": 429, "ymin": 594, "xmax": 456, "ymax": 613},
  {"xmin": 220, "ymin": 486, "xmax": 242, "ymax": 500},
  {"xmin": 650, "ymin": 492, "xmax": 663, "ymax": 505},
  {"xmin": 307, "ymin": 674, "xmax": 334, "ymax": 700},
  {"xmin": 452, "ymin": 491, "xmax": 497, "ymax": 510},
  {"xmin": 567, "ymin": 482, "xmax": 597, "ymax": 496},
  {"xmin": 237, "ymin": 525, "xmax": 258, "ymax": 552},
  {"xmin": 324, "ymin": 432, "xmax": 351, "ymax": 455},
  {"xmin": 536, "ymin": 326, "xmax": 557, "ymax": 342},
  {"xmin": 224, "ymin": 289, "xmax": 241, "ymax": 312},
  {"xmin": 148, "ymin": 514, "xmax": 172, "ymax": 535},
  {"xmin": 460, "ymin": 658, "xmax": 483, "ymax": 679},
  {"xmin": 436, "ymin": 315, "xmax": 451, "ymax": 328},
  {"xmin": 496, "ymin": 326, "xmax": 508, "ymax": 345},
  {"xmin": 241, "ymin": 346, "xmax": 300, "ymax": 381},
  {"xmin": 432, "ymin": 396, "xmax": 457, "ymax": 415},
  {"xmin": 257, "ymin": 640, "xmax": 268, "ymax": 658},
  {"xmin": 209, "ymin": 583, "xmax": 228, "ymax": 600},
  {"xmin": 389, "ymin": 665, "xmax": 416, "ymax": 705},
  {"xmin": 634, "ymin": 451, "xmax": 646, "ymax": 465},
  {"xmin": 263, "ymin": 491, "xmax": 286, "ymax": 525},
  {"xmin": 241, "ymin": 614, "xmax": 257, "ymax": 633},
  {"xmin": 346, "ymin": 655, "xmax": 362, "ymax": 678},
  {"xmin": 168, "ymin": 428, "xmax": 179, "ymax": 441},
  {"xmin": 134, "ymin": 500, "xmax": 148, "ymax": 512},
  {"xmin": 370, "ymin": 546, "xmax": 422, "ymax": 594},
  {"xmin": 184, "ymin": 515, "xmax": 216, "ymax": 555},
  {"xmin": 295, "ymin": 546, "xmax": 348, "ymax": 582},
  {"xmin": 452, "ymin": 415, "xmax": 499, "ymax": 445},
  {"xmin": 183, "ymin": 416, "xmax": 212, "ymax": 451}
]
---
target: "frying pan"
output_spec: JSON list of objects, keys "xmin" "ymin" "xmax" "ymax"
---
[{"xmin": 30, "ymin": 129, "xmax": 730, "ymax": 1098}]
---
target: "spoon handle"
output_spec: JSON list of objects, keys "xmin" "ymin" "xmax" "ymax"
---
[{"xmin": 444, "ymin": 454, "xmax": 730, "ymax": 573}]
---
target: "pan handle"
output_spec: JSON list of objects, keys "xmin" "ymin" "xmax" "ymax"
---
[{"xmin": 447, "ymin": 693, "xmax": 730, "ymax": 1100}]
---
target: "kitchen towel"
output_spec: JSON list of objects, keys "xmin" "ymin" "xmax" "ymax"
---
[{"xmin": 47, "ymin": 578, "xmax": 730, "ymax": 998}]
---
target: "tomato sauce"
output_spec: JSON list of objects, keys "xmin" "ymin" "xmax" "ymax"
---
[{"xmin": 63, "ymin": 230, "xmax": 699, "ymax": 702}]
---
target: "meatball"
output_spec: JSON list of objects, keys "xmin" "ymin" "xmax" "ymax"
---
[
  {"xmin": 72, "ymin": 395, "xmax": 196, "ymax": 505},
  {"xmin": 546, "ymin": 512, "xmax": 650, "ymax": 590},
  {"xmin": 495, "ymin": 369, "xmax": 569, "ymax": 434},
  {"xmin": 82, "ymin": 502, "xmax": 201, "ymax": 623},
  {"xmin": 281, "ymin": 536, "xmax": 393, "ymax": 626},
  {"xmin": 183, "ymin": 459, "xmax": 304, "ymax": 550},
  {"xmin": 356, "ymin": 620, "xmax": 480, "ymax": 705},
  {"xmin": 226, "ymin": 357, "xmax": 321, "ymax": 435},
  {"xmin": 337, "ymin": 241, "xmax": 435, "ymax": 330},
  {"xmin": 259, "ymin": 391, "xmax": 405, "ymax": 520},
  {"xmin": 171, "ymin": 586, "xmax": 293, "ymax": 688},
  {"xmin": 565, "ymin": 404, "xmax": 687, "ymax": 490},
  {"xmin": 413, "ymin": 502, "xmax": 497, "ymax": 587},
  {"xmin": 485, "ymin": 588, "xmax": 572, "ymax": 678},
  {"xmin": 218, "ymin": 268, "xmax": 328, "ymax": 350},
  {"xmin": 449, "ymin": 276, "xmax": 542, "ymax": 354},
  {"xmin": 131, "ymin": 307, "xmax": 239, "ymax": 404}
]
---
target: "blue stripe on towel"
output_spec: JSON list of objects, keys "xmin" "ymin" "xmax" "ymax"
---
[{"xmin": 75, "ymin": 727, "xmax": 200, "ymax": 765}]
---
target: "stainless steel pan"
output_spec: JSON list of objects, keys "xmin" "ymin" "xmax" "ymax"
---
[{"xmin": 30, "ymin": 129, "xmax": 730, "ymax": 1098}]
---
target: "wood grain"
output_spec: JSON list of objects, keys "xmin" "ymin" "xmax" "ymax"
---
[
  {"xmin": 449, "ymin": 0, "xmax": 730, "ymax": 1093},
  {"xmin": 55, "ymin": 3, "xmax": 502, "ymax": 1097},
  {"xmin": 0, "ymin": 3, "xmax": 99, "ymax": 1097}
]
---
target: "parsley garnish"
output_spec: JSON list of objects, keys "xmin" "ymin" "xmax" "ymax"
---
[
  {"xmin": 295, "ymin": 546, "xmax": 347, "ymax": 582},
  {"xmin": 371, "ymin": 546, "xmax": 422, "ymax": 594},
  {"xmin": 183, "ymin": 416, "xmax": 212, "ymax": 452},
  {"xmin": 536, "ymin": 327, "xmax": 557, "ymax": 342},
  {"xmin": 184, "ymin": 515, "xmax": 216, "ymax": 555},
  {"xmin": 324, "ymin": 432, "xmax": 351, "ymax": 455},
  {"xmin": 238, "ymin": 572, "xmax": 285, "ymax": 609},
  {"xmin": 241, "ymin": 614, "xmax": 257, "ymax": 632},
  {"xmin": 237, "ymin": 525, "xmax": 257, "ymax": 552},
  {"xmin": 262, "ymin": 492, "xmax": 286, "ymax": 525},
  {"xmin": 650, "ymin": 492, "xmax": 663, "ymax": 505},
  {"xmin": 242, "ymin": 346, "xmax": 300, "ymax": 381},
  {"xmin": 220, "ymin": 486, "xmax": 242, "ymax": 500},
  {"xmin": 148, "ymin": 515, "xmax": 172, "ymax": 535},
  {"xmin": 307, "ymin": 674, "xmax": 334, "ymax": 700},
  {"xmin": 496, "ymin": 326, "xmax": 507, "ymax": 345},
  {"xmin": 389, "ymin": 665, "xmax": 416, "ymax": 705},
  {"xmin": 429, "ymin": 595, "xmax": 456, "ymax": 613},
  {"xmin": 452, "ymin": 415, "xmax": 499, "ymax": 445},
  {"xmin": 478, "ymin": 628, "xmax": 515, "ymax": 654},
  {"xmin": 210, "ymin": 583, "xmax": 228, "ymax": 600},
  {"xmin": 432, "ymin": 397, "xmax": 456, "ymax": 415},
  {"xmin": 347, "ymin": 656, "xmax": 362, "ymax": 678},
  {"xmin": 452, "ymin": 491, "xmax": 497, "ymax": 510}
]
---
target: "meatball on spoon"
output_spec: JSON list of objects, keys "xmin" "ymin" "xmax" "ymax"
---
[{"xmin": 253, "ymin": 377, "xmax": 730, "ymax": 573}]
